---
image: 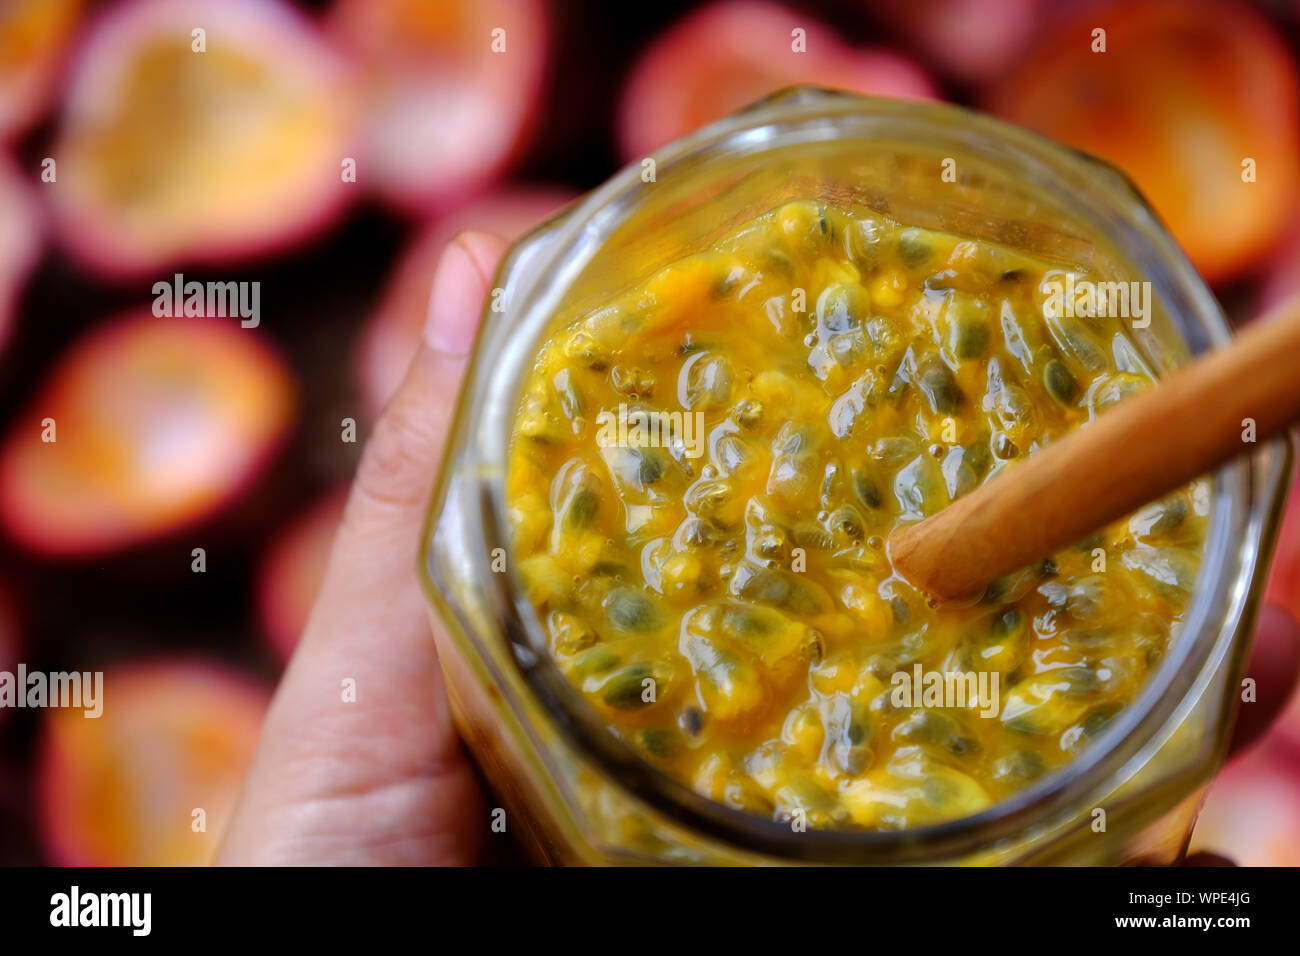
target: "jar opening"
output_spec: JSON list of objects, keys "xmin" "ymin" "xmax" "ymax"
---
[{"xmin": 452, "ymin": 91, "xmax": 1283, "ymax": 863}]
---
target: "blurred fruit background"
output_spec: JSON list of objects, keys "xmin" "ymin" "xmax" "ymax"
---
[{"xmin": 1, "ymin": 0, "xmax": 1299, "ymax": 866}]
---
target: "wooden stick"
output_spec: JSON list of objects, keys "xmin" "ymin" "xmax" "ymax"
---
[{"xmin": 888, "ymin": 302, "xmax": 1300, "ymax": 603}]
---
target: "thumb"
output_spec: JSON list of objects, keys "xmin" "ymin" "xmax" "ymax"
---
[
  {"xmin": 219, "ymin": 231, "xmax": 509, "ymax": 865},
  {"xmin": 350, "ymin": 230, "xmax": 510, "ymax": 520}
]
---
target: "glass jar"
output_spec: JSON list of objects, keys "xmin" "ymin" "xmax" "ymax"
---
[{"xmin": 419, "ymin": 89, "xmax": 1293, "ymax": 864}]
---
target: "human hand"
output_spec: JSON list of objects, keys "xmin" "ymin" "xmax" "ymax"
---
[
  {"xmin": 218, "ymin": 231, "xmax": 507, "ymax": 865},
  {"xmin": 218, "ymin": 227, "xmax": 1300, "ymax": 865}
]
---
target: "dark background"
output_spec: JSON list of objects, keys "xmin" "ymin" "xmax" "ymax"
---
[{"xmin": 2, "ymin": 0, "xmax": 1300, "ymax": 865}]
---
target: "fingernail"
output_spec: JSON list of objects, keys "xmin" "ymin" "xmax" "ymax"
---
[{"xmin": 426, "ymin": 237, "xmax": 484, "ymax": 356}]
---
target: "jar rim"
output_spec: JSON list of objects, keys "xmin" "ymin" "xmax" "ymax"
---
[{"xmin": 442, "ymin": 89, "xmax": 1290, "ymax": 863}]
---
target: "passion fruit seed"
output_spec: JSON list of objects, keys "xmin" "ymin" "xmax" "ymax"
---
[{"xmin": 501, "ymin": 202, "xmax": 1200, "ymax": 833}]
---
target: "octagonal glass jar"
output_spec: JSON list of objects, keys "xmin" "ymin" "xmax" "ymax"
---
[{"xmin": 419, "ymin": 89, "xmax": 1292, "ymax": 865}]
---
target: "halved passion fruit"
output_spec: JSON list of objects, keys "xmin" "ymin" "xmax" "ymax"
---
[
  {"xmin": 1257, "ymin": 223, "xmax": 1300, "ymax": 315},
  {"xmin": 1189, "ymin": 741, "xmax": 1300, "ymax": 866},
  {"xmin": 1268, "ymin": 472, "xmax": 1300, "ymax": 613},
  {"xmin": 38, "ymin": 659, "xmax": 269, "ymax": 866},
  {"xmin": 0, "ymin": 310, "xmax": 294, "ymax": 557},
  {"xmin": 987, "ymin": 0, "xmax": 1300, "ymax": 283},
  {"xmin": 0, "ymin": 581, "xmax": 20, "ymax": 727},
  {"xmin": 618, "ymin": 0, "xmax": 936, "ymax": 160},
  {"xmin": 257, "ymin": 485, "xmax": 348, "ymax": 664},
  {"xmin": 1266, "ymin": 479, "xmax": 1300, "ymax": 753},
  {"xmin": 355, "ymin": 186, "xmax": 573, "ymax": 414},
  {"xmin": 0, "ymin": 0, "xmax": 84, "ymax": 140},
  {"xmin": 49, "ymin": 0, "xmax": 357, "ymax": 277},
  {"xmin": 327, "ymin": 0, "xmax": 548, "ymax": 213},
  {"xmin": 0, "ymin": 154, "xmax": 41, "ymax": 349},
  {"xmin": 1281, "ymin": 686, "xmax": 1300, "ymax": 757},
  {"xmin": 863, "ymin": 0, "xmax": 1045, "ymax": 83}
]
